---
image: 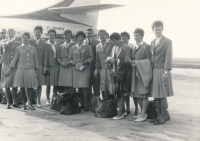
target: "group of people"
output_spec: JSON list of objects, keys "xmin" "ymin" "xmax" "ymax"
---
[{"xmin": 0, "ymin": 20, "xmax": 174, "ymax": 125}]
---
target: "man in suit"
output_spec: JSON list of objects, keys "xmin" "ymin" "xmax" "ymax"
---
[{"xmin": 85, "ymin": 28, "xmax": 100, "ymax": 100}]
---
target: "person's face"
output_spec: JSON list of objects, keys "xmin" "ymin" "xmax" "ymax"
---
[
  {"xmin": 134, "ymin": 33, "xmax": 143, "ymax": 43},
  {"xmin": 7, "ymin": 31, "xmax": 15, "ymax": 39},
  {"xmin": 0, "ymin": 31, "xmax": 6, "ymax": 39},
  {"xmin": 63, "ymin": 33, "xmax": 71, "ymax": 41},
  {"xmin": 121, "ymin": 36, "xmax": 129, "ymax": 44},
  {"xmin": 98, "ymin": 32, "xmax": 107, "ymax": 41},
  {"xmin": 111, "ymin": 39, "xmax": 117, "ymax": 45},
  {"xmin": 22, "ymin": 35, "xmax": 30, "ymax": 44},
  {"xmin": 86, "ymin": 30, "xmax": 93, "ymax": 39},
  {"xmin": 153, "ymin": 26, "xmax": 163, "ymax": 37},
  {"xmin": 34, "ymin": 30, "xmax": 42, "ymax": 39},
  {"xmin": 48, "ymin": 32, "xmax": 56, "ymax": 41},
  {"xmin": 77, "ymin": 35, "xmax": 84, "ymax": 44}
]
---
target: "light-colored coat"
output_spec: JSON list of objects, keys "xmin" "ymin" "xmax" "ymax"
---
[{"xmin": 150, "ymin": 36, "xmax": 172, "ymax": 70}]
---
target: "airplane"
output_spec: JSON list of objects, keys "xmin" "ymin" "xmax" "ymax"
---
[{"xmin": 0, "ymin": 0, "xmax": 122, "ymax": 39}]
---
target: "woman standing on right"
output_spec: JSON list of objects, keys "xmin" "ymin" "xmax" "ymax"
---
[{"xmin": 150, "ymin": 21, "xmax": 174, "ymax": 125}]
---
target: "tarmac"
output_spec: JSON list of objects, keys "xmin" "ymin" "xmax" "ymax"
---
[{"xmin": 0, "ymin": 68, "xmax": 199, "ymax": 141}]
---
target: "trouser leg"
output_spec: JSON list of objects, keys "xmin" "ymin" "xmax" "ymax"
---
[
  {"xmin": 11, "ymin": 87, "xmax": 17, "ymax": 105},
  {"xmin": 37, "ymin": 86, "xmax": 42, "ymax": 104},
  {"xmin": 133, "ymin": 97, "xmax": 139, "ymax": 113},
  {"xmin": 82, "ymin": 88, "xmax": 89, "ymax": 110},
  {"xmin": 46, "ymin": 86, "xmax": 51, "ymax": 101},
  {"xmin": 5, "ymin": 88, "xmax": 11, "ymax": 105},
  {"xmin": 20, "ymin": 88, "xmax": 26, "ymax": 107},
  {"xmin": 154, "ymin": 98, "xmax": 161, "ymax": 119},
  {"xmin": 26, "ymin": 88, "xmax": 33, "ymax": 106},
  {"xmin": 160, "ymin": 98, "xmax": 168, "ymax": 121},
  {"xmin": 140, "ymin": 98, "xmax": 149, "ymax": 118}
]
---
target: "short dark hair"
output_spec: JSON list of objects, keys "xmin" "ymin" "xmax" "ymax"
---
[
  {"xmin": 63, "ymin": 29, "xmax": 72, "ymax": 36},
  {"xmin": 110, "ymin": 32, "xmax": 121, "ymax": 40},
  {"xmin": 151, "ymin": 20, "xmax": 164, "ymax": 30},
  {"xmin": 98, "ymin": 29, "xmax": 107, "ymax": 36},
  {"xmin": 47, "ymin": 29, "xmax": 56, "ymax": 35},
  {"xmin": 133, "ymin": 28, "xmax": 145, "ymax": 37},
  {"xmin": 21, "ymin": 32, "xmax": 30, "ymax": 38},
  {"xmin": 86, "ymin": 28, "xmax": 93, "ymax": 32},
  {"xmin": 120, "ymin": 31, "xmax": 130, "ymax": 39},
  {"xmin": 76, "ymin": 31, "xmax": 86, "ymax": 39},
  {"xmin": 34, "ymin": 26, "xmax": 43, "ymax": 33}
]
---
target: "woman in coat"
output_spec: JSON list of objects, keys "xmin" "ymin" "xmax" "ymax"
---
[
  {"xmin": 108, "ymin": 32, "xmax": 131, "ymax": 120},
  {"xmin": 44, "ymin": 29, "xmax": 60, "ymax": 106},
  {"xmin": 150, "ymin": 21, "xmax": 174, "ymax": 125},
  {"xmin": 95, "ymin": 29, "xmax": 113, "ymax": 100},
  {"xmin": 0, "ymin": 28, "xmax": 21, "ymax": 109},
  {"xmin": 29, "ymin": 26, "xmax": 48, "ymax": 108},
  {"xmin": 130, "ymin": 28, "xmax": 151, "ymax": 122},
  {"xmin": 57, "ymin": 30, "xmax": 76, "ymax": 92},
  {"xmin": 69, "ymin": 31, "xmax": 94, "ymax": 111},
  {"xmin": 8, "ymin": 32, "xmax": 39, "ymax": 110}
]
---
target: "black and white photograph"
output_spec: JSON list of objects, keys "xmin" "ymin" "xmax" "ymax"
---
[{"xmin": 0, "ymin": 0, "xmax": 199, "ymax": 140}]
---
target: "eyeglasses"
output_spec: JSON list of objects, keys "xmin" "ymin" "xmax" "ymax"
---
[{"xmin": 0, "ymin": 32, "xmax": 5, "ymax": 34}]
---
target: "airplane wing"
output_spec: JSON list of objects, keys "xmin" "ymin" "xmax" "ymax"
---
[{"xmin": 48, "ymin": 4, "xmax": 123, "ymax": 14}]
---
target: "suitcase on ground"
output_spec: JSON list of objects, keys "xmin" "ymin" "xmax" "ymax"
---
[
  {"xmin": 90, "ymin": 95, "xmax": 101, "ymax": 113},
  {"xmin": 94, "ymin": 99, "xmax": 118, "ymax": 118},
  {"xmin": 50, "ymin": 94, "xmax": 63, "ymax": 111},
  {"xmin": 60, "ymin": 93, "xmax": 81, "ymax": 115},
  {"xmin": 146, "ymin": 100, "xmax": 158, "ymax": 119}
]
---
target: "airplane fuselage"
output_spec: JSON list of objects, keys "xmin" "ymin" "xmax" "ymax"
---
[{"xmin": 0, "ymin": 18, "xmax": 97, "ymax": 38}]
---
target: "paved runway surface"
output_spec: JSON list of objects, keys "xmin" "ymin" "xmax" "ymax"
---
[{"xmin": 0, "ymin": 68, "xmax": 199, "ymax": 141}]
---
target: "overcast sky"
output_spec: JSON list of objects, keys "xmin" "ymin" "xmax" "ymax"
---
[{"xmin": 0, "ymin": 0, "xmax": 199, "ymax": 58}]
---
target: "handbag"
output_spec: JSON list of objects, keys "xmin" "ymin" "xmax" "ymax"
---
[
  {"xmin": 146, "ymin": 100, "xmax": 158, "ymax": 119},
  {"xmin": 50, "ymin": 94, "xmax": 63, "ymax": 111},
  {"xmin": 94, "ymin": 99, "xmax": 118, "ymax": 118},
  {"xmin": 90, "ymin": 95, "xmax": 101, "ymax": 113},
  {"xmin": 60, "ymin": 93, "xmax": 81, "ymax": 115}
]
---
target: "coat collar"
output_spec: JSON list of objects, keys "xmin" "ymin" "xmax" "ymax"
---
[
  {"xmin": 21, "ymin": 44, "xmax": 31, "ymax": 51},
  {"xmin": 154, "ymin": 36, "xmax": 166, "ymax": 49},
  {"xmin": 63, "ymin": 40, "xmax": 73, "ymax": 47},
  {"xmin": 47, "ymin": 40, "xmax": 58, "ymax": 45}
]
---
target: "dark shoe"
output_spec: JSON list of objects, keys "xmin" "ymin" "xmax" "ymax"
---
[
  {"xmin": 84, "ymin": 107, "xmax": 89, "ymax": 111},
  {"xmin": 5, "ymin": 104, "xmax": 10, "ymax": 109},
  {"xmin": 154, "ymin": 119, "xmax": 165, "ymax": 125},
  {"xmin": 149, "ymin": 118, "xmax": 158, "ymax": 123},
  {"xmin": 13, "ymin": 104, "xmax": 21, "ymax": 108},
  {"xmin": 28, "ymin": 105, "xmax": 35, "ymax": 110}
]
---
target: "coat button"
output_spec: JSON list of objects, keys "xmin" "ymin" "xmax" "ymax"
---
[
  {"xmin": 28, "ymin": 54, "xmax": 29, "ymax": 56},
  {"xmin": 28, "ymin": 63, "xmax": 29, "ymax": 65},
  {"xmin": 28, "ymin": 59, "xmax": 29, "ymax": 60}
]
